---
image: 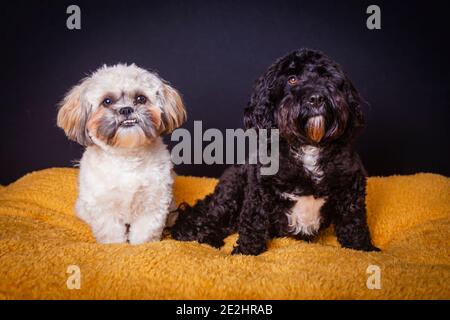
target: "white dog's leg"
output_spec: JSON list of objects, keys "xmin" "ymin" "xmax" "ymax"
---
[
  {"xmin": 91, "ymin": 217, "xmax": 128, "ymax": 244},
  {"xmin": 128, "ymin": 212, "xmax": 167, "ymax": 244},
  {"xmin": 76, "ymin": 200, "xmax": 128, "ymax": 244}
]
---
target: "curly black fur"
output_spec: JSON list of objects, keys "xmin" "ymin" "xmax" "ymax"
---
[{"xmin": 171, "ymin": 49, "xmax": 380, "ymax": 255}]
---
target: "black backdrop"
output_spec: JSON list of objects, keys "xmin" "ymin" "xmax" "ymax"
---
[{"xmin": 1, "ymin": 0, "xmax": 449, "ymax": 185}]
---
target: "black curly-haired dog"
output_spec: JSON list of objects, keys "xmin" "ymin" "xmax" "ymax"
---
[{"xmin": 171, "ymin": 49, "xmax": 380, "ymax": 255}]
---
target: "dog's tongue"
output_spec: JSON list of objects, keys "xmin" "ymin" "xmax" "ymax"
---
[{"xmin": 306, "ymin": 116, "xmax": 325, "ymax": 143}]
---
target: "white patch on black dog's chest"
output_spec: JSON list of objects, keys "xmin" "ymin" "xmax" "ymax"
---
[
  {"xmin": 283, "ymin": 193, "xmax": 326, "ymax": 236},
  {"xmin": 293, "ymin": 145, "xmax": 324, "ymax": 182}
]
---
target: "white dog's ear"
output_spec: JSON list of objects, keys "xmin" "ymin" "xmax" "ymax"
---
[
  {"xmin": 57, "ymin": 80, "xmax": 91, "ymax": 146},
  {"xmin": 159, "ymin": 84, "xmax": 186, "ymax": 133}
]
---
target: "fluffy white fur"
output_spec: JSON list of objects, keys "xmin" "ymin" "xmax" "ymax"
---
[
  {"xmin": 293, "ymin": 145, "xmax": 324, "ymax": 182},
  {"xmin": 76, "ymin": 139, "xmax": 174, "ymax": 244},
  {"xmin": 57, "ymin": 64, "xmax": 185, "ymax": 244},
  {"xmin": 283, "ymin": 194, "xmax": 325, "ymax": 236},
  {"xmin": 285, "ymin": 145, "xmax": 325, "ymax": 235}
]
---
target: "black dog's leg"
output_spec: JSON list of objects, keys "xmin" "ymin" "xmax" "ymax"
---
[
  {"xmin": 232, "ymin": 167, "xmax": 271, "ymax": 256},
  {"xmin": 170, "ymin": 195, "xmax": 227, "ymax": 247},
  {"xmin": 333, "ymin": 176, "xmax": 380, "ymax": 252},
  {"xmin": 231, "ymin": 198, "xmax": 270, "ymax": 255},
  {"xmin": 171, "ymin": 165, "xmax": 245, "ymax": 248}
]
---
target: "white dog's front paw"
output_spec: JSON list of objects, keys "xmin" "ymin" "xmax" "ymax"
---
[
  {"xmin": 96, "ymin": 233, "xmax": 128, "ymax": 244},
  {"xmin": 128, "ymin": 229, "xmax": 162, "ymax": 244},
  {"xmin": 91, "ymin": 220, "xmax": 128, "ymax": 244},
  {"xmin": 128, "ymin": 222, "xmax": 163, "ymax": 245}
]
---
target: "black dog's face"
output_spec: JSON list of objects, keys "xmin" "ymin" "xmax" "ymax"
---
[
  {"xmin": 276, "ymin": 52, "xmax": 352, "ymax": 145},
  {"xmin": 245, "ymin": 49, "xmax": 364, "ymax": 146}
]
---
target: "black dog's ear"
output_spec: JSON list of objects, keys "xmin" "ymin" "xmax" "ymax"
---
[
  {"xmin": 344, "ymin": 78, "xmax": 365, "ymax": 132},
  {"xmin": 244, "ymin": 58, "xmax": 283, "ymax": 129}
]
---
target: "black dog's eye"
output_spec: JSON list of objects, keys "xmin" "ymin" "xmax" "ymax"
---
[
  {"xmin": 102, "ymin": 98, "xmax": 113, "ymax": 106},
  {"xmin": 135, "ymin": 95, "xmax": 147, "ymax": 104},
  {"xmin": 287, "ymin": 75, "xmax": 298, "ymax": 86}
]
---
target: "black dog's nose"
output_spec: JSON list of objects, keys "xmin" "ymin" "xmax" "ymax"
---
[
  {"xmin": 119, "ymin": 107, "xmax": 134, "ymax": 116},
  {"xmin": 308, "ymin": 94, "xmax": 325, "ymax": 106}
]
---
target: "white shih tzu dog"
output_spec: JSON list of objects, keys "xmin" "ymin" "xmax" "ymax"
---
[{"xmin": 57, "ymin": 64, "xmax": 186, "ymax": 244}]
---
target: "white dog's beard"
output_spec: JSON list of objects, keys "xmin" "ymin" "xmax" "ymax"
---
[{"xmin": 111, "ymin": 126, "xmax": 150, "ymax": 148}]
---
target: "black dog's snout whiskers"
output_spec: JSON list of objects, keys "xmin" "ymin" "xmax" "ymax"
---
[{"xmin": 308, "ymin": 93, "xmax": 325, "ymax": 107}]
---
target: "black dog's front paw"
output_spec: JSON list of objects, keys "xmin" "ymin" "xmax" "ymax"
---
[
  {"xmin": 231, "ymin": 243, "xmax": 267, "ymax": 256},
  {"xmin": 343, "ymin": 243, "xmax": 381, "ymax": 252},
  {"xmin": 294, "ymin": 233, "xmax": 316, "ymax": 242},
  {"xmin": 199, "ymin": 234, "xmax": 225, "ymax": 249},
  {"xmin": 363, "ymin": 244, "xmax": 381, "ymax": 252}
]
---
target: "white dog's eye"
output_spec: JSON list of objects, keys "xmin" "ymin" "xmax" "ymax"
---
[
  {"xmin": 102, "ymin": 98, "xmax": 113, "ymax": 106},
  {"xmin": 135, "ymin": 95, "xmax": 147, "ymax": 105}
]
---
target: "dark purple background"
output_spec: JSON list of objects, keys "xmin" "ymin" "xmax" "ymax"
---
[{"xmin": 1, "ymin": 0, "xmax": 449, "ymax": 184}]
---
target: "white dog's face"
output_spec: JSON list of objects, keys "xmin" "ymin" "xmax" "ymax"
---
[{"xmin": 57, "ymin": 64, "xmax": 186, "ymax": 149}]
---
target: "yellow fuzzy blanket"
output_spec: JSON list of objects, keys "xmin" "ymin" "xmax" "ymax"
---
[{"xmin": 0, "ymin": 168, "xmax": 449, "ymax": 299}]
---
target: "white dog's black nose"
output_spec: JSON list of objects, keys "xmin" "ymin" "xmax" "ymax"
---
[
  {"xmin": 308, "ymin": 94, "xmax": 325, "ymax": 107},
  {"xmin": 119, "ymin": 107, "xmax": 134, "ymax": 116}
]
